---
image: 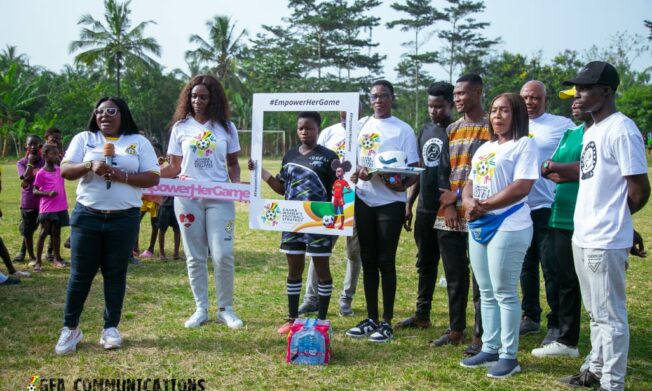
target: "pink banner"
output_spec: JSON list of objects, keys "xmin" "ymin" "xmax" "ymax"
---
[{"xmin": 142, "ymin": 178, "xmax": 250, "ymax": 202}]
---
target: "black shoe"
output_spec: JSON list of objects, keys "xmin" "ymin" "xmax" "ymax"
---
[
  {"xmin": 368, "ymin": 321, "xmax": 393, "ymax": 343},
  {"xmin": 558, "ymin": 369, "xmax": 601, "ymax": 388},
  {"xmin": 394, "ymin": 315, "xmax": 431, "ymax": 329},
  {"xmin": 463, "ymin": 341, "xmax": 482, "ymax": 357},
  {"xmin": 345, "ymin": 318, "xmax": 378, "ymax": 338},
  {"xmin": 298, "ymin": 301, "xmax": 318, "ymax": 315},
  {"xmin": 429, "ymin": 329, "xmax": 465, "ymax": 347},
  {"xmin": 519, "ymin": 316, "xmax": 541, "ymax": 336}
]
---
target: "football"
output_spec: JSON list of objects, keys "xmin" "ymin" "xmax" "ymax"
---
[
  {"xmin": 322, "ymin": 215, "xmax": 335, "ymax": 228},
  {"xmin": 196, "ymin": 138, "xmax": 210, "ymax": 150}
]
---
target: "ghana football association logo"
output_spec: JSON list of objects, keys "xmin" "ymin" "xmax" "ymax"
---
[
  {"xmin": 261, "ymin": 202, "xmax": 281, "ymax": 226},
  {"xmin": 190, "ymin": 131, "xmax": 216, "ymax": 157}
]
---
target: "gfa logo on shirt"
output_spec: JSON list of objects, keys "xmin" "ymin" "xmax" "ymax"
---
[
  {"xmin": 422, "ymin": 138, "xmax": 443, "ymax": 167},
  {"xmin": 190, "ymin": 131, "xmax": 216, "ymax": 157},
  {"xmin": 580, "ymin": 141, "xmax": 597, "ymax": 180}
]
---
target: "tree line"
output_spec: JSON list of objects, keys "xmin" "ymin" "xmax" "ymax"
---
[{"xmin": 1, "ymin": 0, "xmax": 651, "ymax": 157}]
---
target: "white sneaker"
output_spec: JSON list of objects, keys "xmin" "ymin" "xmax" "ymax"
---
[
  {"xmin": 11, "ymin": 270, "xmax": 30, "ymax": 277},
  {"xmin": 532, "ymin": 341, "xmax": 580, "ymax": 358},
  {"xmin": 55, "ymin": 327, "xmax": 83, "ymax": 355},
  {"xmin": 184, "ymin": 309, "xmax": 208, "ymax": 328},
  {"xmin": 100, "ymin": 327, "xmax": 122, "ymax": 350},
  {"xmin": 217, "ymin": 306, "xmax": 243, "ymax": 330}
]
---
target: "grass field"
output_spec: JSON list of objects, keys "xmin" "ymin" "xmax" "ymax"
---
[{"xmin": 1, "ymin": 158, "xmax": 651, "ymax": 390}]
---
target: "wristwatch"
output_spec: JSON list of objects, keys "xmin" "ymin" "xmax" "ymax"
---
[{"xmin": 84, "ymin": 161, "xmax": 92, "ymax": 171}]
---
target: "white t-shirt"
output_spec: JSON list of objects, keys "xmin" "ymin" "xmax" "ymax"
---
[
  {"xmin": 573, "ymin": 112, "xmax": 647, "ymax": 249},
  {"xmin": 528, "ymin": 113, "xmax": 575, "ymax": 210},
  {"xmin": 318, "ymin": 122, "xmax": 346, "ymax": 160},
  {"xmin": 63, "ymin": 131, "xmax": 160, "ymax": 210},
  {"xmin": 356, "ymin": 116, "xmax": 419, "ymax": 207},
  {"xmin": 167, "ymin": 117, "xmax": 240, "ymax": 182},
  {"xmin": 469, "ymin": 137, "xmax": 539, "ymax": 231}
]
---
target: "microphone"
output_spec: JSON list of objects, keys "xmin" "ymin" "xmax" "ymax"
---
[{"xmin": 103, "ymin": 143, "xmax": 115, "ymax": 189}]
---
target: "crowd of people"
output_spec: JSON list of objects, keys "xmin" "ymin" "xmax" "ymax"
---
[{"xmin": 1, "ymin": 61, "xmax": 648, "ymax": 390}]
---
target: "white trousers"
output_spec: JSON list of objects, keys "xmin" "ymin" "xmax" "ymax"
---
[
  {"xmin": 572, "ymin": 244, "xmax": 629, "ymax": 391},
  {"xmin": 175, "ymin": 198, "xmax": 236, "ymax": 311}
]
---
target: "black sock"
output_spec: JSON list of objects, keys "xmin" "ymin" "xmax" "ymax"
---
[
  {"xmin": 317, "ymin": 279, "xmax": 333, "ymax": 320},
  {"xmin": 287, "ymin": 278, "xmax": 302, "ymax": 319}
]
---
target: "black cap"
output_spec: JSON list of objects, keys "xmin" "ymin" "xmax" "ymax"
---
[{"xmin": 563, "ymin": 61, "xmax": 620, "ymax": 91}]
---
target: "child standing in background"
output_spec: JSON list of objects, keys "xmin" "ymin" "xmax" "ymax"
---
[
  {"xmin": 134, "ymin": 143, "xmax": 164, "ymax": 258},
  {"xmin": 157, "ymin": 196, "xmax": 181, "ymax": 260},
  {"xmin": 0, "ymin": 165, "xmax": 31, "ymax": 278},
  {"xmin": 15, "ymin": 135, "xmax": 44, "ymax": 264},
  {"xmin": 33, "ymin": 144, "xmax": 69, "ymax": 272}
]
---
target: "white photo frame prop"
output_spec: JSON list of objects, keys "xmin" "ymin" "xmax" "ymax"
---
[{"xmin": 249, "ymin": 92, "xmax": 359, "ymax": 236}]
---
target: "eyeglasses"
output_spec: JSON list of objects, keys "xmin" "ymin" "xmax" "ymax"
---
[
  {"xmin": 95, "ymin": 108, "xmax": 120, "ymax": 116},
  {"xmin": 369, "ymin": 93, "xmax": 392, "ymax": 102}
]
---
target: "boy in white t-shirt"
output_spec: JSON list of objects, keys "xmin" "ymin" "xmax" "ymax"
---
[{"xmin": 558, "ymin": 62, "xmax": 650, "ymax": 391}]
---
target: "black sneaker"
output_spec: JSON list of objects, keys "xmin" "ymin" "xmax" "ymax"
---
[
  {"xmin": 368, "ymin": 321, "xmax": 393, "ymax": 343},
  {"xmin": 558, "ymin": 369, "xmax": 601, "ymax": 388},
  {"xmin": 345, "ymin": 318, "xmax": 378, "ymax": 338},
  {"xmin": 298, "ymin": 301, "xmax": 318, "ymax": 315}
]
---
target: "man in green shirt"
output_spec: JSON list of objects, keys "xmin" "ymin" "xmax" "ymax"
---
[{"xmin": 534, "ymin": 90, "xmax": 590, "ymax": 358}]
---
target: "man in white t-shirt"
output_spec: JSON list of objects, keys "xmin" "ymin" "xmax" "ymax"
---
[
  {"xmin": 558, "ymin": 62, "xmax": 649, "ymax": 391},
  {"xmin": 519, "ymin": 80, "xmax": 575, "ymax": 345},
  {"xmin": 299, "ymin": 111, "xmax": 363, "ymax": 317}
]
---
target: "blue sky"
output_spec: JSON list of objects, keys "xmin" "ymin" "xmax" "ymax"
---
[{"xmin": 1, "ymin": 0, "xmax": 650, "ymax": 81}]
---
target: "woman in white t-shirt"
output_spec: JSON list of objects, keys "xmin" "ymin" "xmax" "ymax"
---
[
  {"xmin": 55, "ymin": 97, "xmax": 160, "ymax": 355},
  {"xmin": 161, "ymin": 75, "xmax": 243, "ymax": 330},
  {"xmin": 344, "ymin": 80, "xmax": 419, "ymax": 343},
  {"xmin": 459, "ymin": 93, "xmax": 538, "ymax": 378}
]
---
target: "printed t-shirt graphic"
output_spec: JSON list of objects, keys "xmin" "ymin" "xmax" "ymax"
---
[{"xmin": 279, "ymin": 145, "xmax": 338, "ymax": 202}]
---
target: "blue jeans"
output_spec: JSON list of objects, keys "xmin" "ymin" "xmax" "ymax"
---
[
  {"xmin": 63, "ymin": 203, "xmax": 140, "ymax": 329},
  {"xmin": 469, "ymin": 227, "xmax": 533, "ymax": 359}
]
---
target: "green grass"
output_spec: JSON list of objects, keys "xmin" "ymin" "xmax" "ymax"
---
[{"xmin": 1, "ymin": 158, "xmax": 651, "ymax": 390}]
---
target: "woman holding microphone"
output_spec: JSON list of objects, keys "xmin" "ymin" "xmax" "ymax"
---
[{"xmin": 55, "ymin": 97, "xmax": 160, "ymax": 354}]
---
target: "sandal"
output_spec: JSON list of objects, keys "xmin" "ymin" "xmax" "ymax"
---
[
  {"xmin": 463, "ymin": 342, "xmax": 482, "ymax": 357},
  {"xmin": 32, "ymin": 265, "xmax": 43, "ymax": 272},
  {"xmin": 53, "ymin": 261, "xmax": 67, "ymax": 269}
]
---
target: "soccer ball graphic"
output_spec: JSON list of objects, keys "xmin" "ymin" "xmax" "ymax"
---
[
  {"xmin": 266, "ymin": 210, "xmax": 277, "ymax": 221},
  {"xmin": 196, "ymin": 138, "xmax": 210, "ymax": 150},
  {"xmin": 477, "ymin": 160, "xmax": 489, "ymax": 176},
  {"xmin": 322, "ymin": 215, "xmax": 335, "ymax": 228},
  {"xmin": 28, "ymin": 385, "xmax": 36, "ymax": 391},
  {"xmin": 361, "ymin": 137, "xmax": 374, "ymax": 150}
]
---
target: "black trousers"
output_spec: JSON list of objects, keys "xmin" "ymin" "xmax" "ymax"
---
[
  {"xmin": 439, "ymin": 230, "xmax": 482, "ymax": 337},
  {"xmin": 553, "ymin": 228, "xmax": 581, "ymax": 346},
  {"xmin": 355, "ymin": 197, "xmax": 404, "ymax": 323},
  {"xmin": 413, "ymin": 212, "xmax": 440, "ymax": 319},
  {"xmin": 520, "ymin": 208, "xmax": 559, "ymax": 328}
]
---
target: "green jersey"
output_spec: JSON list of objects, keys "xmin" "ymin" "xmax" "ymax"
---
[{"xmin": 549, "ymin": 123, "xmax": 584, "ymax": 230}]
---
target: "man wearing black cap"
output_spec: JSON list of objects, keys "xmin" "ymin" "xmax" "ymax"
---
[{"xmin": 559, "ymin": 61, "xmax": 650, "ymax": 391}]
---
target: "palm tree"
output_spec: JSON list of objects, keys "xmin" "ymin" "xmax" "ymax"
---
[
  {"xmin": 69, "ymin": 0, "xmax": 160, "ymax": 97},
  {"xmin": 185, "ymin": 15, "xmax": 247, "ymax": 89}
]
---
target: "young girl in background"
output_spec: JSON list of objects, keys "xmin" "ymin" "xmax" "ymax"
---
[{"xmin": 33, "ymin": 144, "xmax": 69, "ymax": 271}]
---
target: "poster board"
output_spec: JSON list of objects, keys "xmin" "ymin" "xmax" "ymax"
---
[{"xmin": 249, "ymin": 93, "xmax": 359, "ymax": 236}]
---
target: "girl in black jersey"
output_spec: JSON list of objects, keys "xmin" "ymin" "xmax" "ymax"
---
[{"xmin": 249, "ymin": 112, "xmax": 338, "ymax": 334}]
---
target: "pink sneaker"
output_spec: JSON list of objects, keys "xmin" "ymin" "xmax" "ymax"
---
[
  {"xmin": 277, "ymin": 319, "xmax": 295, "ymax": 334},
  {"xmin": 139, "ymin": 250, "xmax": 153, "ymax": 258}
]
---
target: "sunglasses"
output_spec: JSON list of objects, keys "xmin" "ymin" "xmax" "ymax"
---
[{"xmin": 95, "ymin": 108, "xmax": 120, "ymax": 116}]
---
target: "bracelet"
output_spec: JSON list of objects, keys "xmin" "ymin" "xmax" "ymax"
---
[{"xmin": 456, "ymin": 187, "xmax": 462, "ymax": 201}]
